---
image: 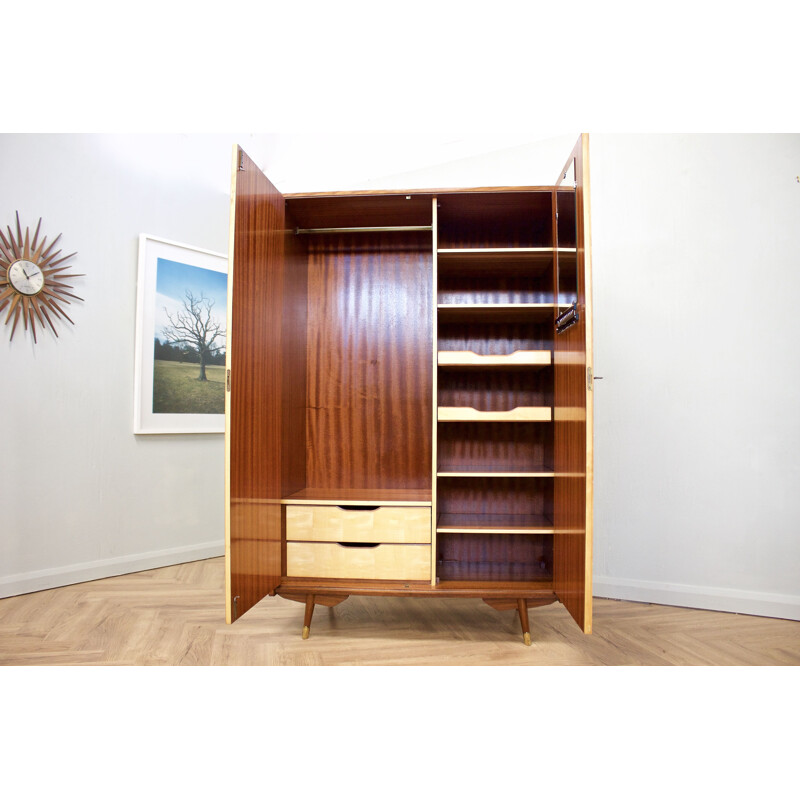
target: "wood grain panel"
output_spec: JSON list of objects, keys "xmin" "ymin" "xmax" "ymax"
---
[
  {"xmin": 436, "ymin": 476, "xmax": 553, "ymax": 520},
  {"xmin": 436, "ymin": 533, "xmax": 553, "ymax": 582},
  {"xmin": 437, "ymin": 366, "xmax": 554, "ymax": 411},
  {"xmin": 281, "ymin": 204, "xmax": 308, "ymax": 498},
  {"xmin": 287, "ymin": 542, "xmax": 431, "ymax": 580},
  {"xmin": 438, "ymin": 271, "xmax": 553, "ymax": 305},
  {"xmin": 228, "ymin": 501, "xmax": 282, "ymax": 620},
  {"xmin": 438, "ymin": 319, "xmax": 553, "ymax": 356},
  {"xmin": 226, "ymin": 147, "xmax": 305, "ymax": 623},
  {"xmin": 286, "ymin": 194, "xmax": 433, "ymax": 229},
  {"xmin": 286, "ymin": 505, "xmax": 431, "ymax": 543},
  {"xmin": 305, "ymin": 232, "xmax": 432, "ymax": 491},
  {"xmin": 437, "ymin": 421, "xmax": 553, "ymax": 473},
  {"xmin": 553, "ymin": 134, "xmax": 593, "ymax": 633},
  {"xmin": 437, "ymin": 192, "xmax": 553, "ymax": 248}
]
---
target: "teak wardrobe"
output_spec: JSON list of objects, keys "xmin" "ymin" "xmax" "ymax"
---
[{"xmin": 225, "ymin": 134, "xmax": 593, "ymax": 645}]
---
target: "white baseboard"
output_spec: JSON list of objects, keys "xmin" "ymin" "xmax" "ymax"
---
[
  {"xmin": 593, "ymin": 575, "xmax": 800, "ymax": 622},
  {"xmin": 0, "ymin": 541, "xmax": 225, "ymax": 599}
]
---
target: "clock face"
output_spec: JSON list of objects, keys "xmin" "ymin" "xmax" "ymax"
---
[
  {"xmin": 8, "ymin": 259, "xmax": 45, "ymax": 296},
  {"xmin": 0, "ymin": 213, "xmax": 82, "ymax": 342}
]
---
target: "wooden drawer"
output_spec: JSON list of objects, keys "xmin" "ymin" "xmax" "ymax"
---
[
  {"xmin": 285, "ymin": 505, "xmax": 431, "ymax": 544},
  {"xmin": 286, "ymin": 542, "xmax": 431, "ymax": 581}
]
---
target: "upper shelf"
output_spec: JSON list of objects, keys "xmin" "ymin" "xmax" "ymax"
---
[
  {"xmin": 437, "ymin": 248, "xmax": 570, "ymax": 277},
  {"xmin": 437, "ymin": 191, "xmax": 554, "ymax": 249},
  {"xmin": 286, "ymin": 193, "xmax": 433, "ymax": 230},
  {"xmin": 439, "ymin": 246, "xmax": 574, "ymax": 259},
  {"xmin": 438, "ymin": 350, "xmax": 551, "ymax": 368},
  {"xmin": 437, "ymin": 303, "xmax": 556, "ymax": 322}
]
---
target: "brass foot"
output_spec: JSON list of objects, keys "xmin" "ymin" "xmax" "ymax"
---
[
  {"xmin": 302, "ymin": 626, "xmax": 310, "ymax": 640},
  {"xmin": 523, "ymin": 632, "xmax": 531, "ymax": 646}
]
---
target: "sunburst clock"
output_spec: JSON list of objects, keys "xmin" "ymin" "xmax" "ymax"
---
[{"xmin": 0, "ymin": 212, "xmax": 83, "ymax": 342}]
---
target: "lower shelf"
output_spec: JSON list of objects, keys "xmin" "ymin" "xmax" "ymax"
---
[
  {"xmin": 436, "ymin": 532, "xmax": 553, "ymax": 583},
  {"xmin": 437, "ymin": 512, "xmax": 554, "ymax": 534}
]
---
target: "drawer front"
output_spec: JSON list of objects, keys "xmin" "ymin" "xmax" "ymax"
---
[
  {"xmin": 286, "ymin": 542, "xmax": 431, "ymax": 581},
  {"xmin": 286, "ymin": 505, "xmax": 431, "ymax": 544}
]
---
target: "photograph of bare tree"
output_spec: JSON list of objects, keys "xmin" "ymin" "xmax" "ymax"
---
[
  {"xmin": 133, "ymin": 235, "xmax": 227, "ymax": 434},
  {"xmin": 153, "ymin": 258, "xmax": 227, "ymax": 415}
]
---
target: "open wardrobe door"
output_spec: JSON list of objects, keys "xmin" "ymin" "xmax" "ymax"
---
[
  {"xmin": 552, "ymin": 134, "xmax": 594, "ymax": 632},
  {"xmin": 225, "ymin": 147, "xmax": 305, "ymax": 622}
]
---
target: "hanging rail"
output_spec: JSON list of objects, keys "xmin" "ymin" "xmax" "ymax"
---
[{"xmin": 295, "ymin": 225, "xmax": 433, "ymax": 235}]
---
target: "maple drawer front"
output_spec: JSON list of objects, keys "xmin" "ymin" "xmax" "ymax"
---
[
  {"xmin": 285, "ymin": 505, "xmax": 431, "ymax": 544},
  {"xmin": 286, "ymin": 542, "xmax": 431, "ymax": 581}
]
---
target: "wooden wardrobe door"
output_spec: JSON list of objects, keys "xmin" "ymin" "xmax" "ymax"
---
[
  {"xmin": 552, "ymin": 134, "xmax": 594, "ymax": 633},
  {"xmin": 225, "ymin": 147, "xmax": 307, "ymax": 623}
]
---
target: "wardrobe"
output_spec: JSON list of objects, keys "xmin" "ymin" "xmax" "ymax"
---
[{"xmin": 224, "ymin": 134, "xmax": 593, "ymax": 644}]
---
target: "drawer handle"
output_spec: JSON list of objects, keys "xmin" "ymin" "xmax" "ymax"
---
[
  {"xmin": 336, "ymin": 542, "xmax": 380, "ymax": 548},
  {"xmin": 336, "ymin": 505, "xmax": 380, "ymax": 512}
]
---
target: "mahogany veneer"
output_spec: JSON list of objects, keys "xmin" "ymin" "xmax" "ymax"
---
[{"xmin": 225, "ymin": 135, "xmax": 594, "ymax": 644}]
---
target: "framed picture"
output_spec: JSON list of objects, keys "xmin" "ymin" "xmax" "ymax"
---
[{"xmin": 133, "ymin": 234, "xmax": 228, "ymax": 434}]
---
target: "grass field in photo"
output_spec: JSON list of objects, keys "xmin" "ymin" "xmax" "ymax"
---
[{"xmin": 152, "ymin": 360, "xmax": 225, "ymax": 414}]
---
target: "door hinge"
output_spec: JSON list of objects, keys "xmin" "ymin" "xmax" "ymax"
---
[
  {"xmin": 227, "ymin": 369, "xmax": 231, "ymax": 392},
  {"xmin": 238, "ymin": 151, "xmax": 245, "ymax": 171},
  {"xmin": 233, "ymin": 595, "xmax": 240, "ymax": 621}
]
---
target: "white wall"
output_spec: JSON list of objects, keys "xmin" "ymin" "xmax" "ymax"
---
[
  {"xmin": 590, "ymin": 134, "xmax": 800, "ymax": 620},
  {"xmin": 0, "ymin": 134, "xmax": 236, "ymax": 596},
  {"xmin": 3, "ymin": 133, "xmax": 799, "ymax": 622}
]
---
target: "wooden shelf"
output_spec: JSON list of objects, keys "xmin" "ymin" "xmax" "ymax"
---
[
  {"xmin": 437, "ymin": 406, "xmax": 552, "ymax": 422},
  {"xmin": 282, "ymin": 488, "xmax": 432, "ymax": 506},
  {"xmin": 438, "ymin": 350, "xmax": 551, "ymax": 368},
  {"xmin": 437, "ymin": 513, "xmax": 554, "ymax": 534},
  {"xmin": 438, "ymin": 247, "xmax": 575, "ymax": 261},
  {"xmin": 437, "ymin": 248, "xmax": 554, "ymax": 273},
  {"xmin": 437, "ymin": 303, "xmax": 556, "ymax": 322},
  {"xmin": 437, "ymin": 465, "xmax": 554, "ymax": 477}
]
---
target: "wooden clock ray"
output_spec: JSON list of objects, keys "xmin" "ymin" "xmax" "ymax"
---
[{"xmin": 0, "ymin": 211, "xmax": 83, "ymax": 342}]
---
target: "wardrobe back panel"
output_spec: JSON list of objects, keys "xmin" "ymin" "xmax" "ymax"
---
[{"xmin": 305, "ymin": 232, "xmax": 433, "ymax": 490}]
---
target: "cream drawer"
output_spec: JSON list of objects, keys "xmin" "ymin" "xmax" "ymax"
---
[
  {"xmin": 285, "ymin": 505, "xmax": 431, "ymax": 544},
  {"xmin": 286, "ymin": 542, "xmax": 431, "ymax": 581}
]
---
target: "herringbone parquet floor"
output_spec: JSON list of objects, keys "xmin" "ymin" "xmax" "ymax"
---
[{"xmin": 1, "ymin": 557, "xmax": 798, "ymax": 665}]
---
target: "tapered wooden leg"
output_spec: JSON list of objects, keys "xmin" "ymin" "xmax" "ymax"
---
[
  {"xmin": 302, "ymin": 594, "xmax": 315, "ymax": 640},
  {"xmin": 517, "ymin": 599, "xmax": 531, "ymax": 646}
]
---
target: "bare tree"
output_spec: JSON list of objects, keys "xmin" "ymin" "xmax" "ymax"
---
[{"xmin": 162, "ymin": 291, "xmax": 226, "ymax": 381}]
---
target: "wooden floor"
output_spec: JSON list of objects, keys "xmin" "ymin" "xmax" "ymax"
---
[{"xmin": 1, "ymin": 557, "xmax": 798, "ymax": 665}]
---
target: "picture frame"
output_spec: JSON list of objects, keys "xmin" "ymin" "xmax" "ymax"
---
[{"xmin": 133, "ymin": 234, "xmax": 228, "ymax": 434}]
